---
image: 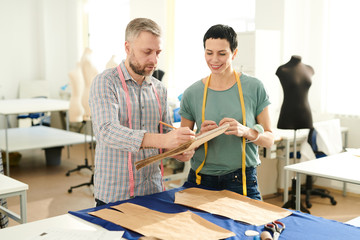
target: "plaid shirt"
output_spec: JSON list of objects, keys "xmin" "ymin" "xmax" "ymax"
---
[{"xmin": 89, "ymin": 61, "xmax": 172, "ymax": 203}]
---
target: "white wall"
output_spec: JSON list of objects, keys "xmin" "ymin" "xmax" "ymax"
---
[
  {"xmin": 0, "ymin": 0, "xmax": 41, "ymax": 100},
  {"xmin": 0, "ymin": 0, "xmax": 82, "ymax": 102},
  {"xmin": 0, "ymin": 0, "xmax": 83, "ymax": 128}
]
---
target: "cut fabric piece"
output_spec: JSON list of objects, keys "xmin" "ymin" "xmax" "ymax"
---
[
  {"xmin": 89, "ymin": 202, "xmax": 235, "ymax": 240},
  {"xmin": 175, "ymin": 188, "xmax": 291, "ymax": 226}
]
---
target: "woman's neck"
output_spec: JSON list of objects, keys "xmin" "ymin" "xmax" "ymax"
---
[{"xmin": 208, "ymin": 68, "xmax": 236, "ymax": 90}]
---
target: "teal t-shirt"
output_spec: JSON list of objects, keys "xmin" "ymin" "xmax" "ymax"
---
[{"xmin": 179, "ymin": 73, "xmax": 270, "ymax": 175}]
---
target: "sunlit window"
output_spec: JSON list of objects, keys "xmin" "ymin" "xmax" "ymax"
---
[
  {"xmin": 86, "ymin": 0, "xmax": 129, "ymax": 71},
  {"xmin": 323, "ymin": 0, "xmax": 360, "ymax": 115},
  {"xmin": 170, "ymin": 0, "xmax": 255, "ymax": 97}
]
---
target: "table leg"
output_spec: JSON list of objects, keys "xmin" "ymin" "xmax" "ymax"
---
[
  {"xmin": 65, "ymin": 110, "xmax": 70, "ymax": 158},
  {"xmin": 5, "ymin": 115, "xmax": 10, "ymax": 176},
  {"xmin": 20, "ymin": 191, "xmax": 27, "ymax": 223},
  {"xmin": 283, "ymin": 139, "xmax": 290, "ymax": 203},
  {"xmin": 296, "ymin": 172, "xmax": 301, "ymax": 211},
  {"xmin": 343, "ymin": 131, "xmax": 348, "ymax": 197}
]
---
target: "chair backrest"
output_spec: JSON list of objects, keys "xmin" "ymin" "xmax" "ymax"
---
[
  {"xmin": 18, "ymin": 80, "xmax": 49, "ymax": 99},
  {"xmin": 313, "ymin": 119, "xmax": 342, "ymax": 156},
  {"xmin": 307, "ymin": 128, "xmax": 327, "ymax": 158}
]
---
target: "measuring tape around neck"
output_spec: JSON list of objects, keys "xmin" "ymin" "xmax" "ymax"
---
[
  {"xmin": 117, "ymin": 66, "xmax": 164, "ymax": 198},
  {"xmin": 196, "ymin": 70, "xmax": 248, "ymax": 196}
]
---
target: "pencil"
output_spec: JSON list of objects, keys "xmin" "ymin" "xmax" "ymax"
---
[{"xmin": 159, "ymin": 121, "xmax": 177, "ymax": 129}]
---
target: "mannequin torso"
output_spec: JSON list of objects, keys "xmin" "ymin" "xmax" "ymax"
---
[
  {"xmin": 68, "ymin": 62, "xmax": 85, "ymax": 123},
  {"xmin": 276, "ymin": 55, "xmax": 314, "ymax": 130}
]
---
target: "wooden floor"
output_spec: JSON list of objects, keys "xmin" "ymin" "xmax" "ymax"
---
[{"xmin": 4, "ymin": 143, "xmax": 360, "ymax": 227}]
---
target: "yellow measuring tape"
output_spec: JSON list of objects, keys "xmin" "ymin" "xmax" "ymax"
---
[{"xmin": 195, "ymin": 70, "xmax": 248, "ymax": 196}]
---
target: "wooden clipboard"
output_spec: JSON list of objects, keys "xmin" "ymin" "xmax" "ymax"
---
[{"xmin": 135, "ymin": 123, "xmax": 230, "ymax": 170}]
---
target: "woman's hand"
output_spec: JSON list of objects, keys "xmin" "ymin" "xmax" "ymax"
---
[
  {"xmin": 172, "ymin": 150, "xmax": 195, "ymax": 162},
  {"xmin": 199, "ymin": 120, "xmax": 218, "ymax": 135},
  {"xmin": 219, "ymin": 117, "xmax": 250, "ymax": 137}
]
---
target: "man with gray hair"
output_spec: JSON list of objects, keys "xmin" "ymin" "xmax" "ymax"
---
[{"xmin": 89, "ymin": 18, "xmax": 195, "ymax": 205}]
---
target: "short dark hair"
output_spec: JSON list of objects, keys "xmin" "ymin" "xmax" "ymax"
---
[{"xmin": 203, "ymin": 24, "xmax": 238, "ymax": 53}]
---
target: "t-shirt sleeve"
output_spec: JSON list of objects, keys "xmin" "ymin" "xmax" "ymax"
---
[
  {"xmin": 179, "ymin": 86, "xmax": 195, "ymax": 121},
  {"xmin": 255, "ymin": 80, "xmax": 271, "ymax": 117}
]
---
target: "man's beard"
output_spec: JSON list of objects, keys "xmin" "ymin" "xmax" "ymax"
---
[{"xmin": 129, "ymin": 53, "xmax": 155, "ymax": 77}]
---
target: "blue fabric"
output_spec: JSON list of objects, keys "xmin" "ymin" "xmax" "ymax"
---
[{"xmin": 69, "ymin": 182, "xmax": 360, "ymax": 240}]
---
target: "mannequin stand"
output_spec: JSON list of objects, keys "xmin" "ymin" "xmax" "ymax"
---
[
  {"xmin": 66, "ymin": 120, "xmax": 94, "ymax": 193},
  {"xmin": 282, "ymin": 130, "xmax": 310, "ymax": 213}
]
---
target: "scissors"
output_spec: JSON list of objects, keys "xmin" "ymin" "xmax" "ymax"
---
[{"xmin": 264, "ymin": 220, "xmax": 285, "ymax": 240}]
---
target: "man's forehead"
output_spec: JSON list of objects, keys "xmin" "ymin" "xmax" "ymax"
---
[{"xmin": 132, "ymin": 31, "xmax": 162, "ymax": 50}]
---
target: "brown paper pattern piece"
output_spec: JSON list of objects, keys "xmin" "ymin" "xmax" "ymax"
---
[
  {"xmin": 175, "ymin": 188, "xmax": 291, "ymax": 226},
  {"xmin": 89, "ymin": 202, "xmax": 235, "ymax": 240}
]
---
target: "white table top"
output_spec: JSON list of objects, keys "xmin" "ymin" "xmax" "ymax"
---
[
  {"xmin": 274, "ymin": 128, "xmax": 309, "ymax": 141},
  {"xmin": 0, "ymin": 174, "xmax": 28, "ymax": 195},
  {"xmin": 0, "ymin": 98, "xmax": 69, "ymax": 115},
  {"xmin": 0, "ymin": 126, "xmax": 93, "ymax": 152},
  {"xmin": 0, "ymin": 214, "xmax": 115, "ymax": 239},
  {"xmin": 284, "ymin": 152, "xmax": 360, "ymax": 184}
]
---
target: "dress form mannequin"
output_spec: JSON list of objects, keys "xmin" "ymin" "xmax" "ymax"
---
[
  {"xmin": 68, "ymin": 62, "xmax": 85, "ymax": 123},
  {"xmin": 66, "ymin": 55, "xmax": 95, "ymax": 191},
  {"xmin": 276, "ymin": 55, "xmax": 314, "ymax": 213},
  {"xmin": 105, "ymin": 55, "xmax": 119, "ymax": 69},
  {"xmin": 80, "ymin": 48, "xmax": 98, "ymax": 121},
  {"xmin": 276, "ymin": 55, "xmax": 314, "ymax": 130}
]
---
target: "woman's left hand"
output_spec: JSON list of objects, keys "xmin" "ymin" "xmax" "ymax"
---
[
  {"xmin": 172, "ymin": 150, "xmax": 195, "ymax": 162},
  {"xmin": 219, "ymin": 117, "xmax": 250, "ymax": 137}
]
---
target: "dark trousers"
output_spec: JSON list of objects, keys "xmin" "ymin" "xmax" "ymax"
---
[
  {"xmin": 95, "ymin": 198, "xmax": 107, "ymax": 207},
  {"xmin": 188, "ymin": 167, "xmax": 262, "ymax": 200}
]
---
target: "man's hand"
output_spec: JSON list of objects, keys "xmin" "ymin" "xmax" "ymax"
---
[{"xmin": 162, "ymin": 127, "xmax": 195, "ymax": 149}]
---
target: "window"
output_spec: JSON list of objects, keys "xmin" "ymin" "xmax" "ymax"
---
[
  {"xmin": 323, "ymin": 0, "xmax": 360, "ymax": 115},
  {"xmin": 169, "ymin": 0, "xmax": 255, "ymax": 98},
  {"xmin": 86, "ymin": 0, "xmax": 129, "ymax": 71}
]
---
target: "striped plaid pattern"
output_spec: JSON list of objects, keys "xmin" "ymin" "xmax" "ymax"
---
[{"xmin": 89, "ymin": 61, "xmax": 172, "ymax": 203}]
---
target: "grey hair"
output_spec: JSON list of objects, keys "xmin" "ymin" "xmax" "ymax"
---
[{"xmin": 125, "ymin": 18, "xmax": 161, "ymax": 42}]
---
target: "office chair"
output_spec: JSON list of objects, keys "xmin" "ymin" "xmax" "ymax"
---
[
  {"xmin": 66, "ymin": 120, "xmax": 94, "ymax": 193},
  {"xmin": 66, "ymin": 61, "xmax": 93, "ymax": 193},
  {"xmin": 282, "ymin": 150, "xmax": 310, "ymax": 214},
  {"xmin": 152, "ymin": 69, "xmax": 165, "ymax": 81},
  {"xmin": 17, "ymin": 80, "xmax": 51, "ymax": 127},
  {"xmin": 17, "ymin": 96, "xmax": 50, "ymax": 127},
  {"xmin": 303, "ymin": 128, "xmax": 337, "ymax": 208}
]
